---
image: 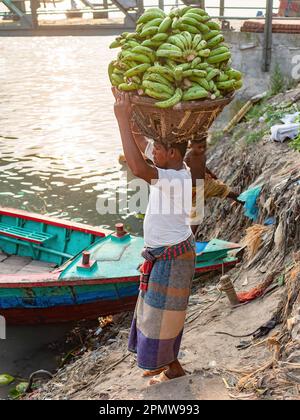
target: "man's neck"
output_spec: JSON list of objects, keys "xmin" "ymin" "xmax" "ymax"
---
[{"xmin": 165, "ymin": 161, "xmax": 184, "ymax": 171}]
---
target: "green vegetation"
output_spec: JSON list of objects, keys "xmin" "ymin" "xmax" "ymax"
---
[
  {"xmin": 232, "ymin": 127, "xmax": 247, "ymax": 143},
  {"xmin": 244, "ymin": 128, "xmax": 267, "ymax": 144},
  {"xmin": 269, "ymin": 63, "xmax": 286, "ymax": 96},
  {"xmin": 209, "ymin": 129, "xmax": 224, "ymax": 145},
  {"xmin": 290, "ymin": 134, "xmax": 300, "ymax": 152}
]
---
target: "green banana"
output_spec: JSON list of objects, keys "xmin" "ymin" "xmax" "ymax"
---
[
  {"xmin": 182, "ymin": 69, "xmax": 207, "ymax": 78},
  {"xmin": 184, "ymin": 12, "xmax": 210, "ymax": 23},
  {"xmin": 179, "ymin": 23, "xmax": 199, "ymax": 34},
  {"xmin": 168, "ymin": 35, "xmax": 186, "ymax": 51},
  {"xmin": 155, "ymin": 88, "xmax": 183, "ymax": 108},
  {"xmin": 207, "ymin": 52, "xmax": 231, "ymax": 64},
  {"xmin": 132, "ymin": 46, "xmax": 156, "ymax": 61},
  {"xmin": 186, "ymin": 8, "xmax": 207, "ymax": 16},
  {"xmin": 141, "ymin": 39, "xmax": 161, "ymax": 48},
  {"xmin": 191, "ymin": 57, "xmax": 202, "ymax": 68},
  {"xmin": 192, "ymin": 34, "xmax": 202, "ymax": 49},
  {"xmin": 169, "ymin": 7, "xmax": 182, "ymax": 19},
  {"xmin": 203, "ymin": 30, "xmax": 220, "ymax": 41},
  {"xmin": 147, "ymin": 65, "xmax": 175, "ymax": 82},
  {"xmin": 109, "ymin": 40, "xmax": 122, "ymax": 49},
  {"xmin": 142, "ymin": 18, "xmax": 164, "ymax": 31},
  {"xmin": 180, "ymin": 6, "xmax": 194, "ymax": 16},
  {"xmin": 119, "ymin": 50, "xmax": 132, "ymax": 59},
  {"xmin": 136, "ymin": 23, "xmax": 144, "ymax": 33},
  {"xmin": 137, "ymin": 10, "xmax": 165, "ymax": 24},
  {"xmin": 198, "ymin": 49, "xmax": 210, "ymax": 58},
  {"xmin": 118, "ymin": 82, "xmax": 139, "ymax": 91},
  {"xmin": 197, "ymin": 23, "xmax": 210, "ymax": 33},
  {"xmin": 125, "ymin": 33, "xmax": 139, "ymax": 40},
  {"xmin": 207, "ymin": 34, "xmax": 224, "ymax": 48},
  {"xmin": 108, "ymin": 61, "xmax": 116, "ymax": 84},
  {"xmin": 140, "ymin": 26, "xmax": 159, "ymax": 38},
  {"xmin": 158, "ymin": 43, "xmax": 182, "ymax": 53},
  {"xmin": 122, "ymin": 40, "xmax": 140, "ymax": 49},
  {"xmin": 125, "ymin": 63, "xmax": 151, "ymax": 78},
  {"xmin": 209, "ymin": 46, "xmax": 230, "ymax": 57},
  {"xmin": 208, "ymin": 80, "xmax": 217, "ymax": 92},
  {"xmin": 234, "ymin": 80, "xmax": 243, "ymax": 90},
  {"xmin": 174, "ymin": 67, "xmax": 183, "ymax": 82},
  {"xmin": 181, "ymin": 31, "xmax": 192, "ymax": 49},
  {"xmin": 196, "ymin": 40, "xmax": 208, "ymax": 51},
  {"xmin": 182, "ymin": 86, "xmax": 209, "ymax": 101},
  {"xmin": 226, "ymin": 68, "xmax": 242, "ymax": 81},
  {"xmin": 180, "ymin": 16, "xmax": 201, "ymax": 29},
  {"xmin": 172, "ymin": 17, "xmax": 180, "ymax": 30},
  {"xmin": 217, "ymin": 80, "xmax": 235, "ymax": 90},
  {"xmin": 156, "ymin": 50, "xmax": 183, "ymax": 60},
  {"xmin": 217, "ymin": 72, "xmax": 229, "ymax": 82},
  {"xmin": 113, "ymin": 67, "xmax": 125, "ymax": 76},
  {"xmin": 194, "ymin": 77, "xmax": 210, "ymax": 91},
  {"xmin": 128, "ymin": 75, "xmax": 141, "ymax": 84},
  {"xmin": 125, "ymin": 53, "xmax": 152, "ymax": 64},
  {"xmin": 177, "ymin": 33, "xmax": 189, "ymax": 50},
  {"xmin": 143, "ymin": 72, "xmax": 174, "ymax": 88},
  {"xmin": 158, "ymin": 16, "xmax": 172, "ymax": 33},
  {"xmin": 207, "ymin": 21, "xmax": 221, "ymax": 31},
  {"xmin": 142, "ymin": 80, "xmax": 175, "ymax": 96},
  {"xmin": 195, "ymin": 63, "xmax": 210, "ymax": 70},
  {"xmin": 206, "ymin": 68, "xmax": 220, "ymax": 81},
  {"xmin": 146, "ymin": 7, "xmax": 166, "ymax": 15},
  {"xmin": 111, "ymin": 74, "xmax": 124, "ymax": 86},
  {"xmin": 152, "ymin": 33, "xmax": 169, "ymax": 42},
  {"xmin": 165, "ymin": 60, "xmax": 176, "ymax": 71},
  {"xmin": 176, "ymin": 63, "xmax": 191, "ymax": 71},
  {"xmin": 122, "ymin": 60, "xmax": 139, "ymax": 70},
  {"xmin": 111, "ymin": 73, "xmax": 124, "ymax": 86},
  {"xmin": 211, "ymin": 89, "xmax": 221, "ymax": 99}
]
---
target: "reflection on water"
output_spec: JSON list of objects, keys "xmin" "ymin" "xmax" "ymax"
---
[
  {"xmin": 0, "ymin": 37, "xmax": 143, "ymax": 398},
  {"xmin": 0, "ymin": 36, "xmax": 143, "ymax": 234}
]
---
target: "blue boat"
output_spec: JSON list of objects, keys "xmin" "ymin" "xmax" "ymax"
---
[{"xmin": 0, "ymin": 207, "xmax": 240, "ymax": 325}]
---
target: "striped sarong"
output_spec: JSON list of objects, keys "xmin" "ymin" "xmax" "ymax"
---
[{"xmin": 128, "ymin": 235, "xmax": 196, "ymax": 370}]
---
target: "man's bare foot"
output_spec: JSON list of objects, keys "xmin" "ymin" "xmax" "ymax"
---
[
  {"xmin": 164, "ymin": 359, "xmax": 186, "ymax": 380},
  {"xmin": 142, "ymin": 367, "xmax": 166, "ymax": 378},
  {"xmin": 148, "ymin": 360, "xmax": 185, "ymax": 386}
]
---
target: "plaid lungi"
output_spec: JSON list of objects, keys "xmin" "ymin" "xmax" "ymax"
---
[{"xmin": 128, "ymin": 235, "xmax": 196, "ymax": 370}]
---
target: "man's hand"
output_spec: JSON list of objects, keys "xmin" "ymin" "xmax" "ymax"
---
[
  {"xmin": 112, "ymin": 88, "xmax": 132, "ymax": 126},
  {"xmin": 112, "ymin": 88, "xmax": 158, "ymax": 184}
]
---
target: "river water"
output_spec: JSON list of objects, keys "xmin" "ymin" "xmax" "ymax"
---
[
  {"xmin": 0, "ymin": 36, "xmax": 143, "ymax": 231},
  {"xmin": 0, "ymin": 35, "xmax": 144, "ymax": 399}
]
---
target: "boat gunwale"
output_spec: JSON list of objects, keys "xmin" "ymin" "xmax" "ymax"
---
[
  {"xmin": 0, "ymin": 260, "xmax": 237, "ymax": 289},
  {"xmin": 0, "ymin": 207, "xmax": 112, "ymax": 237}
]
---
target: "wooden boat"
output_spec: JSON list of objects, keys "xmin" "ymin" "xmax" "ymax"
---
[{"xmin": 0, "ymin": 207, "xmax": 240, "ymax": 325}]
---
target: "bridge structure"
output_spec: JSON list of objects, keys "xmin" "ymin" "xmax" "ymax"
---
[{"xmin": 0, "ymin": 0, "xmax": 300, "ymax": 74}]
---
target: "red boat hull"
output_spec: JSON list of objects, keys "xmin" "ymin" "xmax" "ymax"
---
[{"xmin": 1, "ymin": 296, "xmax": 138, "ymax": 325}]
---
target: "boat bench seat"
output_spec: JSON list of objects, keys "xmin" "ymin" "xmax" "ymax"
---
[{"xmin": 0, "ymin": 223, "xmax": 55, "ymax": 245}]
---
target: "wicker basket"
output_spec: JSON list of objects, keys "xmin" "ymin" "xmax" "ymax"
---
[{"xmin": 130, "ymin": 93, "xmax": 234, "ymax": 145}]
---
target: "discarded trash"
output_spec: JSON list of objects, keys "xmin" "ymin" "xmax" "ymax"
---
[
  {"xmin": 238, "ymin": 186, "xmax": 262, "ymax": 221},
  {"xmin": 270, "ymin": 123, "xmax": 300, "ymax": 142}
]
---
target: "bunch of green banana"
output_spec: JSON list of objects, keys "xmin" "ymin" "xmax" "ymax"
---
[{"xmin": 107, "ymin": 6, "xmax": 243, "ymax": 107}]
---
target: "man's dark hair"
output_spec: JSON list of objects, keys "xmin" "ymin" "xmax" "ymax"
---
[{"xmin": 165, "ymin": 142, "xmax": 188, "ymax": 159}]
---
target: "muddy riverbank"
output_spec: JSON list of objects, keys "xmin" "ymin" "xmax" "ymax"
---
[{"xmin": 25, "ymin": 88, "xmax": 300, "ymax": 400}]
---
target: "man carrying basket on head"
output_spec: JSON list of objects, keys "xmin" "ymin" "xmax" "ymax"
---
[{"xmin": 113, "ymin": 88, "xmax": 196, "ymax": 385}]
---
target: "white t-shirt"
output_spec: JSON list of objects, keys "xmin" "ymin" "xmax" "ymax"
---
[{"xmin": 143, "ymin": 141, "xmax": 192, "ymax": 248}]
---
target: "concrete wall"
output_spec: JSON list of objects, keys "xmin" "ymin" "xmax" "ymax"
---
[
  {"xmin": 212, "ymin": 31, "xmax": 300, "ymax": 127},
  {"xmin": 225, "ymin": 31, "xmax": 300, "ymax": 98}
]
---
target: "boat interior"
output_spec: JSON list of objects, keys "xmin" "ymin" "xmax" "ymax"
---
[
  {"xmin": 0, "ymin": 251, "xmax": 57, "ymax": 275},
  {"xmin": 0, "ymin": 207, "xmax": 110, "ymax": 276}
]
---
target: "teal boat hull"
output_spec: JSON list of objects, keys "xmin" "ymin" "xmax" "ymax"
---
[{"xmin": 0, "ymin": 207, "xmax": 240, "ymax": 325}]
